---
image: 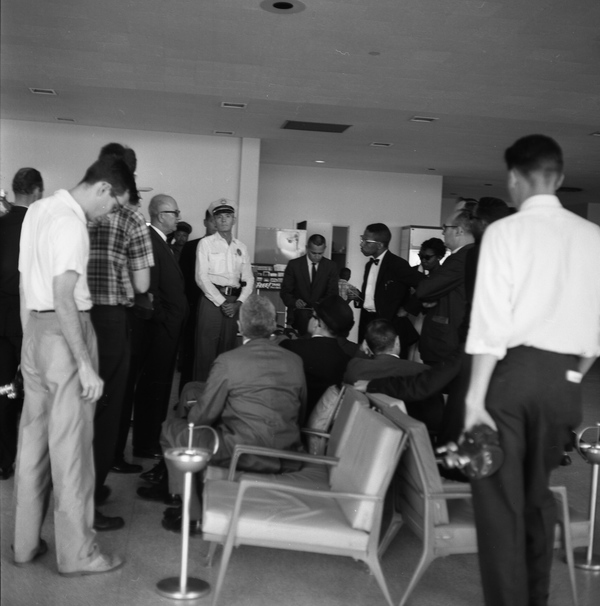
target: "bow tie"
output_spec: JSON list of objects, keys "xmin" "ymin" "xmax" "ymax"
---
[{"xmin": 370, "ymin": 258, "xmax": 380, "ymax": 266}]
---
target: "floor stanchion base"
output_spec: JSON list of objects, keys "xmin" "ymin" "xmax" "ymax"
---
[
  {"xmin": 156, "ymin": 577, "xmax": 211, "ymax": 599},
  {"xmin": 573, "ymin": 547, "xmax": 600, "ymax": 572}
]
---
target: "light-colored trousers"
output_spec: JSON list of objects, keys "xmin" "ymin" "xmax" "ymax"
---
[{"xmin": 13, "ymin": 311, "xmax": 100, "ymax": 572}]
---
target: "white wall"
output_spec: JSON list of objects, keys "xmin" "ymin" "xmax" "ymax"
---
[
  {"xmin": 257, "ymin": 163, "xmax": 442, "ymax": 282},
  {"xmin": 0, "ymin": 119, "xmax": 248, "ymax": 243}
]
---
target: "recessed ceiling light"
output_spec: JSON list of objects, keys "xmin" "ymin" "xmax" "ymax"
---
[
  {"xmin": 368, "ymin": 51, "xmax": 381, "ymax": 56},
  {"xmin": 410, "ymin": 116, "xmax": 438, "ymax": 123},
  {"xmin": 370, "ymin": 142, "xmax": 393, "ymax": 148},
  {"xmin": 56, "ymin": 117, "xmax": 75, "ymax": 123},
  {"xmin": 29, "ymin": 87, "xmax": 57, "ymax": 96},
  {"xmin": 213, "ymin": 130, "xmax": 235, "ymax": 135},
  {"xmin": 427, "ymin": 168, "xmax": 436, "ymax": 171},
  {"xmin": 220, "ymin": 102, "xmax": 247, "ymax": 110},
  {"xmin": 590, "ymin": 131, "xmax": 600, "ymax": 137},
  {"xmin": 314, "ymin": 160, "xmax": 325, "ymax": 163},
  {"xmin": 260, "ymin": 1, "xmax": 306, "ymax": 14}
]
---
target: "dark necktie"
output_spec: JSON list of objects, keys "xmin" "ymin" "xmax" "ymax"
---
[{"xmin": 311, "ymin": 262, "xmax": 317, "ymax": 283}]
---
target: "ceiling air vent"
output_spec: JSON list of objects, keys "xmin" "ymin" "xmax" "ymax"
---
[
  {"xmin": 282, "ymin": 120, "xmax": 351, "ymax": 133},
  {"xmin": 410, "ymin": 116, "xmax": 438, "ymax": 123},
  {"xmin": 370, "ymin": 142, "xmax": 393, "ymax": 148},
  {"xmin": 213, "ymin": 130, "xmax": 235, "ymax": 135},
  {"xmin": 220, "ymin": 102, "xmax": 247, "ymax": 109},
  {"xmin": 56, "ymin": 117, "xmax": 75, "ymax": 123},
  {"xmin": 590, "ymin": 132, "xmax": 600, "ymax": 137},
  {"xmin": 29, "ymin": 87, "xmax": 57, "ymax": 96}
]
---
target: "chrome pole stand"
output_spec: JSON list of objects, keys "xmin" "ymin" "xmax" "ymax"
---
[
  {"xmin": 156, "ymin": 424, "xmax": 219, "ymax": 599},
  {"xmin": 573, "ymin": 422, "xmax": 600, "ymax": 571}
]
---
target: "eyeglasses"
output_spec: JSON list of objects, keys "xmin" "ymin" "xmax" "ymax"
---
[
  {"xmin": 359, "ymin": 237, "xmax": 380, "ymax": 246},
  {"xmin": 161, "ymin": 210, "xmax": 181, "ymax": 217},
  {"xmin": 418, "ymin": 253, "xmax": 436, "ymax": 261}
]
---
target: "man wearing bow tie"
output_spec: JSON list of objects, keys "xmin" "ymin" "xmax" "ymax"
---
[{"xmin": 352, "ymin": 223, "xmax": 423, "ymax": 358}]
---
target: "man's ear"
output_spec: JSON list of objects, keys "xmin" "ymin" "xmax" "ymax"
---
[
  {"xmin": 554, "ymin": 172, "xmax": 565, "ymax": 192},
  {"xmin": 393, "ymin": 336, "xmax": 401, "ymax": 356}
]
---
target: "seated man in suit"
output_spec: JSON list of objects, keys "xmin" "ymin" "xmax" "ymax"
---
[
  {"xmin": 280, "ymin": 233, "xmax": 339, "ymax": 336},
  {"xmin": 281, "ymin": 295, "xmax": 354, "ymax": 421},
  {"xmin": 345, "ymin": 319, "xmax": 444, "ymax": 434},
  {"xmin": 138, "ymin": 295, "xmax": 307, "ymax": 534}
]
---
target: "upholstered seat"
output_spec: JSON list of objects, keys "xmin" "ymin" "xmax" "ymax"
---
[{"xmin": 202, "ymin": 401, "xmax": 408, "ymax": 606}]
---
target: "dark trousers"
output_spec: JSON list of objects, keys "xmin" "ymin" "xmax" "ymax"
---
[
  {"xmin": 438, "ymin": 348, "xmax": 471, "ymax": 445},
  {"xmin": 133, "ymin": 318, "xmax": 182, "ymax": 452},
  {"xmin": 115, "ymin": 309, "xmax": 146, "ymax": 461},
  {"xmin": 193, "ymin": 295, "xmax": 240, "ymax": 382},
  {"xmin": 90, "ymin": 305, "xmax": 130, "ymax": 493},
  {"xmin": 179, "ymin": 303, "xmax": 198, "ymax": 393},
  {"xmin": 0, "ymin": 334, "xmax": 23, "ymax": 472},
  {"xmin": 471, "ymin": 346, "xmax": 582, "ymax": 606}
]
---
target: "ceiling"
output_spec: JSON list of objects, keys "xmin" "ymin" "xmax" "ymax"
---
[{"xmin": 2, "ymin": 0, "xmax": 599, "ymax": 205}]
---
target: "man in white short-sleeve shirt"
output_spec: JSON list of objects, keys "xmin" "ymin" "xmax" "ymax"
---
[{"xmin": 13, "ymin": 157, "xmax": 136, "ymax": 577}]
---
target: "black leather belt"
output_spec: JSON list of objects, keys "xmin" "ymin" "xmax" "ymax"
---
[{"xmin": 215, "ymin": 285, "xmax": 241, "ymax": 296}]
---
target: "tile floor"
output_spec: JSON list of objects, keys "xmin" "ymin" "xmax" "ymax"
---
[{"xmin": 2, "ymin": 364, "xmax": 599, "ymax": 606}]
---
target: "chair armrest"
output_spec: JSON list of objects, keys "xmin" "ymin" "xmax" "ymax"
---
[
  {"xmin": 301, "ymin": 428, "xmax": 330, "ymax": 439},
  {"xmin": 428, "ymin": 490, "xmax": 473, "ymax": 500},
  {"xmin": 228, "ymin": 444, "xmax": 338, "ymax": 481}
]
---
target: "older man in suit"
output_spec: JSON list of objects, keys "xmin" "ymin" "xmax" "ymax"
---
[
  {"xmin": 416, "ymin": 209, "xmax": 475, "ymax": 365},
  {"xmin": 138, "ymin": 295, "xmax": 306, "ymax": 533},
  {"xmin": 280, "ymin": 233, "xmax": 339, "ymax": 336},
  {"xmin": 351, "ymin": 223, "xmax": 423, "ymax": 358},
  {"xmin": 131, "ymin": 195, "xmax": 188, "ymax": 458}
]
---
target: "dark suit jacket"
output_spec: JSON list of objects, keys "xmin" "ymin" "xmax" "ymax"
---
[
  {"xmin": 358, "ymin": 250, "xmax": 423, "ymax": 348},
  {"xmin": 343, "ymin": 354, "xmax": 426, "ymax": 384},
  {"xmin": 416, "ymin": 243, "xmax": 474, "ymax": 363},
  {"xmin": 187, "ymin": 338, "xmax": 306, "ymax": 471},
  {"xmin": 366, "ymin": 351, "xmax": 463, "ymax": 434},
  {"xmin": 280, "ymin": 336, "xmax": 351, "ymax": 421},
  {"xmin": 179, "ymin": 237, "xmax": 202, "ymax": 309},
  {"xmin": 148, "ymin": 227, "xmax": 188, "ymax": 339},
  {"xmin": 280, "ymin": 255, "xmax": 339, "ymax": 323}
]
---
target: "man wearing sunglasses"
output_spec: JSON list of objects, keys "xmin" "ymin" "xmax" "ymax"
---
[
  {"xmin": 351, "ymin": 223, "xmax": 423, "ymax": 358},
  {"xmin": 131, "ymin": 195, "xmax": 188, "ymax": 459}
]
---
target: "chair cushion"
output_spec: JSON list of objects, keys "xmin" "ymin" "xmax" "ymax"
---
[
  {"xmin": 330, "ymin": 406, "xmax": 403, "ymax": 531},
  {"xmin": 205, "ymin": 463, "xmax": 329, "ymax": 487},
  {"xmin": 306, "ymin": 385, "xmax": 342, "ymax": 455},
  {"xmin": 203, "ymin": 479, "xmax": 369, "ymax": 552}
]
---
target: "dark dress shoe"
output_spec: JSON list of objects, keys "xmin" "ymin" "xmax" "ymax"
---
[
  {"xmin": 94, "ymin": 510, "xmax": 125, "ymax": 532},
  {"xmin": 140, "ymin": 460, "xmax": 167, "ymax": 485},
  {"xmin": 137, "ymin": 484, "xmax": 181, "ymax": 506},
  {"xmin": 162, "ymin": 513, "xmax": 201, "ymax": 536},
  {"xmin": 132, "ymin": 447, "xmax": 163, "ymax": 459},
  {"xmin": 111, "ymin": 459, "xmax": 143, "ymax": 474},
  {"xmin": 163, "ymin": 505, "xmax": 182, "ymax": 520},
  {"xmin": 95, "ymin": 485, "xmax": 112, "ymax": 505}
]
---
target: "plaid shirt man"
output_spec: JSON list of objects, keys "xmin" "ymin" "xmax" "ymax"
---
[{"xmin": 88, "ymin": 205, "xmax": 154, "ymax": 305}]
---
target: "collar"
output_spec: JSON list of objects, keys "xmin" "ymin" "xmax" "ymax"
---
[
  {"xmin": 372, "ymin": 249, "xmax": 388, "ymax": 264},
  {"xmin": 520, "ymin": 194, "xmax": 562, "ymax": 211},
  {"xmin": 150, "ymin": 224, "xmax": 168, "ymax": 242},
  {"xmin": 56, "ymin": 189, "xmax": 87, "ymax": 225}
]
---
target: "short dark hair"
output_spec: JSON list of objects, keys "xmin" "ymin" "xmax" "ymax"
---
[
  {"xmin": 308, "ymin": 234, "xmax": 326, "ymax": 247},
  {"xmin": 314, "ymin": 295, "xmax": 355, "ymax": 337},
  {"xmin": 476, "ymin": 197, "xmax": 511, "ymax": 225},
  {"xmin": 420, "ymin": 238, "xmax": 446, "ymax": 258},
  {"xmin": 504, "ymin": 134, "xmax": 563, "ymax": 179},
  {"xmin": 99, "ymin": 142, "xmax": 138, "ymax": 173},
  {"xmin": 80, "ymin": 157, "xmax": 139, "ymax": 202},
  {"xmin": 339, "ymin": 267, "xmax": 351, "ymax": 281},
  {"xmin": 239, "ymin": 295, "xmax": 276, "ymax": 338},
  {"xmin": 365, "ymin": 319, "xmax": 398, "ymax": 355},
  {"xmin": 365, "ymin": 223, "xmax": 391, "ymax": 246},
  {"xmin": 12, "ymin": 168, "xmax": 43, "ymax": 195}
]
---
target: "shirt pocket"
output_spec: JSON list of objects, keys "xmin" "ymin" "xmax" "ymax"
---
[{"xmin": 210, "ymin": 252, "xmax": 227, "ymax": 274}]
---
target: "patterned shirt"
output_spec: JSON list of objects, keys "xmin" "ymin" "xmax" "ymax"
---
[{"xmin": 88, "ymin": 205, "xmax": 154, "ymax": 306}]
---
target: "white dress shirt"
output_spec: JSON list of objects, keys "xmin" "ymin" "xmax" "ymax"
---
[
  {"xmin": 363, "ymin": 249, "xmax": 388, "ymax": 312},
  {"xmin": 466, "ymin": 194, "xmax": 600, "ymax": 359}
]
